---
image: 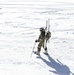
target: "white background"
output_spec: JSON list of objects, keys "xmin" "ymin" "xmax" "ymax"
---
[{"xmin": 0, "ymin": 0, "xmax": 74, "ymax": 75}]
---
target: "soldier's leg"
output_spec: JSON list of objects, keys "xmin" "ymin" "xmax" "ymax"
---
[
  {"xmin": 43, "ymin": 44, "xmax": 48, "ymax": 54},
  {"xmin": 36, "ymin": 44, "xmax": 41, "ymax": 55}
]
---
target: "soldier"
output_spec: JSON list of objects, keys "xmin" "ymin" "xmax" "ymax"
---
[{"xmin": 35, "ymin": 27, "xmax": 51, "ymax": 55}]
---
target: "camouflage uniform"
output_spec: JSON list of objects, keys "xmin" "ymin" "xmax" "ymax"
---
[
  {"xmin": 35, "ymin": 27, "xmax": 51, "ymax": 55},
  {"xmin": 37, "ymin": 30, "xmax": 45, "ymax": 52}
]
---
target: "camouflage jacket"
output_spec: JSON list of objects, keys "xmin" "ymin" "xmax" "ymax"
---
[{"xmin": 37, "ymin": 31, "xmax": 51, "ymax": 43}]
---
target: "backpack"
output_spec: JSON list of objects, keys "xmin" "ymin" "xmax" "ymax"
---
[{"xmin": 45, "ymin": 31, "xmax": 51, "ymax": 42}]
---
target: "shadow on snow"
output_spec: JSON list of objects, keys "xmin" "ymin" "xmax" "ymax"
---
[{"xmin": 39, "ymin": 54, "xmax": 74, "ymax": 75}]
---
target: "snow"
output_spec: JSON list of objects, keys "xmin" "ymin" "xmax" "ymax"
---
[{"xmin": 0, "ymin": 0, "xmax": 74, "ymax": 75}]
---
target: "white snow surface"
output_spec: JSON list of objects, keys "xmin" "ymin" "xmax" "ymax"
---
[{"xmin": 0, "ymin": 1, "xmax": 74, "ymax": 75}]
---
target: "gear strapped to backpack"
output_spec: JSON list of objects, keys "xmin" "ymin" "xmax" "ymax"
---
[{"xmin": 45, "ymin": 31, "xmax": 51, "ymax": 42}]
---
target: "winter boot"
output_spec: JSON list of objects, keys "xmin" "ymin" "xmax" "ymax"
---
[
  {"xmin": 36, "ymin": 51, "xmax": 40, "ymax": 56},
  {"xmin": 36, "ymin": 48, "xmax": 41, "ymax": 56},
  {"xmin": 33, "ymin": 51, "xmax": 40, "ymax": 56},
  {"xmin": 44, "ymin": 47, "xmax": 48, "ymax": 55},
  {"xmin": 34, "ymin": 49, "xmax": 40, "ymax": 56}
]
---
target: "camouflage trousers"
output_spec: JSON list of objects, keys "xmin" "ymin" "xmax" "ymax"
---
[{"xmin": 37, "ymin": 41, "xmax": 47, "ymax": 52}]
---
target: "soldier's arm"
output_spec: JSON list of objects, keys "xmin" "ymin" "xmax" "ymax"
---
[{"xmin": 35, "ymin": 34, "xmax": 41, "ymax": 42}]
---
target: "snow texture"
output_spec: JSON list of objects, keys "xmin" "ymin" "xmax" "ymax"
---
[{"xmin": 0, "ymin": 0, "xmax": 74, "ymax": 75}]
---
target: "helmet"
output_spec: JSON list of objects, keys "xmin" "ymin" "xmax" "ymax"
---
[{"xmin": 40, "ymin": 27, "xmax": 45, "ymax": 32}]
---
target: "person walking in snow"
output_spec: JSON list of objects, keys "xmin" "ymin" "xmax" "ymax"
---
[{"xmin": 35, "ymin": 27, "xmax": 51, "ymax": 55}]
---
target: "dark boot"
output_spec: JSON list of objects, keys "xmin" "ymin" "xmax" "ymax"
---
[
  {"xmin": 36, "ymin": 48, "xmax": 41, "ymax": 56},
  {"xmin": 44, "ymin": 47, "xmax": 48, "ymax": 54},
  {"xmin": 45, "ymin": 47, "xmax": 47, "ymax": 51}
]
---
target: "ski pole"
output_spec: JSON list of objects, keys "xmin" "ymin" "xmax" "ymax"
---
[{"xmin": 30, "ymin": 42, "xmax": 36, "ymax": 58}]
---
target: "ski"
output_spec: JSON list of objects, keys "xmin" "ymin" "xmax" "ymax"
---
[
  {"xmin": 45, "ymin": 18, "xmax": 50, "ymax": 33},
  {"xmin": 44, "ymin": 19, "xmax": 50, "ymax": 48}
]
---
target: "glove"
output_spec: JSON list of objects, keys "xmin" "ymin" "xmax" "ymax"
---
[{"xmin": 35, "ymin": 40, "xmax": 38, "ymax": 42}]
